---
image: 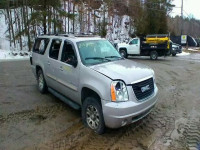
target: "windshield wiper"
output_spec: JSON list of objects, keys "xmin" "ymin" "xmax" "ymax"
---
[
  {"xmin": 105, "ymin": 56, "xmax": 123, "ymax": 59},
  {"xmin": 85, "ymin": 57, "xmax": 111, "ymax": 61}
]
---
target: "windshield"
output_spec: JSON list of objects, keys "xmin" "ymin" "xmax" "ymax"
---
[{"xmin": 77, "ymin": 40, "xmax": 122, "ymax": 65}]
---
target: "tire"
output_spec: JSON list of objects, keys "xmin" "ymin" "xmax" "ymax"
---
[
  {"xmin": 172, "ymin": 53, "xmax": 176, "ymax": 56},
  {"xmin": 120, "ymin": 49, "xmax": 127, "ymax": 58},
  {"xmin": 150, "ymin": 51, "xmax": 158, "ymax": 60},
  {"xmin": 82, "ymin": 97, "xmax": 105, "ymax": 134},
  {"xmin": 37, "ymin": 69, "xmax": 47, "ymax": 94}
]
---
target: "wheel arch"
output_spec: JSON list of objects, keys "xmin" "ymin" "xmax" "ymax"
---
[
  {"xmin": 119, "ymin": 47, "xmax": 127, "ymax": 53},
  {"xmin": 81, "ymin": 87, "xmax": 102, "ymax": 107},
  {"xmin": 36, "ymin": 65, "xmax": 43, "ymax": 77}
]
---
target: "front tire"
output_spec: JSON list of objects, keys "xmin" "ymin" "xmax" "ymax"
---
[
  {"xmin": 82, "ymin": 97, "xmax": 105, "ymax": 134},
  {"xmin": 37, "ymin": 69, "xmax": 47, "ymax": 94},
  {"xmin": 120, "ymin": 49, "xmax": 127, "ymax": 58},
  {"xmin": 150, "ymin": 51, "xmax": 158, "ymax": 60}
]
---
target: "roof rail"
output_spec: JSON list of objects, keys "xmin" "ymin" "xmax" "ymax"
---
[
  {"xmin": 39, "ymin": 33, "xmax": 100, "ymax": 38},
  {"xmin": 74, "ymin": 33, "xmax": 100, "ymax": 37},
  {"xmin": 39, "ymin": 33, "xmax": 74, "ymax": 37},
  {"xmin": 55, "ymin": 34, "xmax": 75, "ymax": 37}
]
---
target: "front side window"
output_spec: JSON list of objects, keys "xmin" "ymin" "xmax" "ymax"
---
[
  {"xmin": 49, "ymin": 39, "xmax": 62, "ymax": 60},
  {"xmin": 77, "ymin": 40, "xmax": 122, "ymax": 66},
  {"xmin": 61, "ymin": 41, "xmax": 77, "ymax": 65},
  {"xmin": 130, "ymin": 39, "xmax": 138, "ymax": 45},
  {"xmin": 33, "ymin": 38, "xmax": 50, "ymax": 54}
]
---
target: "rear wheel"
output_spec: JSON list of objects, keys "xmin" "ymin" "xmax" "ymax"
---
[
  {"xmin": 37, "ymin": 70, "xmax": 47, "ymax": 94},
  {"xmin": 120, "ymin": 49, "xmax": 127, "ymax": 58},
  {"xmin": 150, "ymin": 51, "xmax": 158, "ymax": 60},
  {"xmin": 82, "ymin": 97, "xmax": 105, "ymax": 134}
]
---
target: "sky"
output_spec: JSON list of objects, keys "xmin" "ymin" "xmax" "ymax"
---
[{"xmin": 171, "ymin": 0, "xmax": 200, "ymax": 20}]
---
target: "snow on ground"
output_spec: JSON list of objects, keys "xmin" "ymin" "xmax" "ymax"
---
[
  {"xmin": 177, "ymin": 52, "xmax": 190, "ymax": 56},
  {"xmin": 0, "ymin": 49, "xmax": 30, "ymax": 61},
  {"xmin": 0, "ymin": 13, "xmax": 30, "ymax": 62},
  {"xmin": 187, "ymin": 48, "xmax": 199, "ymax": 52}
]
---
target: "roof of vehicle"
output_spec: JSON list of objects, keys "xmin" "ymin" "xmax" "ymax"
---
[{"xmin": 37, "ymin": 34, "xmax": 104, "ymax": 42}]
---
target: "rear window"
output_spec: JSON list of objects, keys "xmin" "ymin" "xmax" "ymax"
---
[{"xmin": 33, "ymin": 38, "xmax": 50, "ymax": 55}]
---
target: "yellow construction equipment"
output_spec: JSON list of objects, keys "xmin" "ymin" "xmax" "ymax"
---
[{"xmin": 145, "ymin": 34, "xmax": 170, "ymax": 49}]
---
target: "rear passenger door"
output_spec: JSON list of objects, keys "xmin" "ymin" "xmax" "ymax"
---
[
  {"xmin": 45, "ymin": 39, "xmax": 63, "ymax": 89},
  {"xmin": 56, "ymin": 40, "xmax": 80, "ymax": 103}
]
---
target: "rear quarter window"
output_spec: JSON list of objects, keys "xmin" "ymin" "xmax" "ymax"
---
[{"xmin": 33, "ymin": 38, "xmax": 50, "ymax": 55}]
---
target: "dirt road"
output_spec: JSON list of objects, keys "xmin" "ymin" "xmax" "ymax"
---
[{"xmin": 0, "ymin": 54, "xmax": 200, "ymax": 150}]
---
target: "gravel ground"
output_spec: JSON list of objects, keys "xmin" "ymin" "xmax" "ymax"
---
[{"xmin": 0, "ymin": 55, "xmax": 200, "ymax": 150}]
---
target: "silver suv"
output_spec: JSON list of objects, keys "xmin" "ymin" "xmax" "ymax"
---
[{"xmin": 30, "ymin": 34, "xmax": 158, "ymax": 134}]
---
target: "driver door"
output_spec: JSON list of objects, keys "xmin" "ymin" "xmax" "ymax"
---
[
  {"xmin": 128, "ymin": 38, "xmax": 140, "ymax": 55},
  {"xmin": 56, "ymin": 40, "xmax": 80, "ymax": 103}
]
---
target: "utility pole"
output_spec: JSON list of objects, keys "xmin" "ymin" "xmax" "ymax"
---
[{"xmin": 181, "ymin": 0, "xmax": 183, "ymax": 35}]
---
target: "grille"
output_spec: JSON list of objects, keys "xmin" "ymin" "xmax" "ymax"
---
[{"xmin": 132, "ymin": 77, "xmax": 154, "ymax": 101}]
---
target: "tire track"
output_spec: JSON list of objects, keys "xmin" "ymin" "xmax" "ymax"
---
[
  {"xmin": 39, "ymin": 107, "xmax": 171, "ymax": 150},
  {"xmin": 0, "ymin": 104, "xmax": 66, "ymax": 124},
  {"xmin": 182, "ymin": 118, "xmax": 200, "ymax": 150},
  {"xmin": 39, "ymin": 120, "xmax": 88, "ymax": 150},
  {"xmin": 108, "ymin": 108, "xmax": 175, "ymax": 150}
]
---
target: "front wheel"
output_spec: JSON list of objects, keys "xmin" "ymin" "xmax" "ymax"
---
[
  {"xmin": 120, "ymin": 49, "xmax": 127, "ymax": 58},
  {"xmin": 150, "ymin": 51, "xmax": 158, "ymax": 60},
  {"xmin": 82, "ymin": 97, "xmax": 105, "ymax": 134}
]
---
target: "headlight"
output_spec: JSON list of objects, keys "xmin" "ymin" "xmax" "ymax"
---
[{"xmin": 110, "ymin": 81, "xmax": 129, "ymax": 102}]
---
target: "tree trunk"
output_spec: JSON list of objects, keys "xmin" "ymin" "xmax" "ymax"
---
[
  {"xmin": 53, "ymin": 8, "xmax": 56, "ymax": 33},
  {"xmin": 17, "ymin": 9, "xmax": 23, "ymax": 50},
  {"xmin": 64, "ymin": 0, "xmax": 67, "ymax": 33},
  {"xmin": 15, "ymin": 0, "xmax": 23, "ymax": 50},
  {"xmin": 68, "ymin": 0, "xmax": 70, "ymax": 34},
  {"xmin": 72, "ymin": 2, "xmax": 75, "ymax": 34},
  {"xmin": 25, "ymin": 0, "xmax": 31, "ymax": 51},
  {"xmin": 4, "ymin": 10, "xmax": 12, "ymax": 47},
  {"xmin": 43, "ymin": 0, "xmax": 47, "ymax": 34},
  {"xmin": 93, "ymin": 10, "xmax": 96, "ymax": 34},
  {"xmin": 8, "ymin": 9, "xmax": 16, "ymax": 48}
]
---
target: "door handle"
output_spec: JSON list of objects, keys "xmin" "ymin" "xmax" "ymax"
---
[
  {"xmin": 60, "ymin": 66, "xmax": 63, "ymax": 71},
  {"xmin": 47, "ymin": 62, "xmax": 50, "ymax": 65}
]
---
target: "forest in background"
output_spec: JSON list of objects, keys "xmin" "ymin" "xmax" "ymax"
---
[{"xmin": 0, "ymin": 0, "xmax": 200, "ymax": 51}]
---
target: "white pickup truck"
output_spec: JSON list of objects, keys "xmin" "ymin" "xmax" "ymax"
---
[{"xmin": 117, "ymin": 35, "xmax": 172, "ymax": 60}]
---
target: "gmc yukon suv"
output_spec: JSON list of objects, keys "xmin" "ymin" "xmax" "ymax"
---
[{"xmin": 30, "ymin": 34, "xmax": 158, "ymax": 134}]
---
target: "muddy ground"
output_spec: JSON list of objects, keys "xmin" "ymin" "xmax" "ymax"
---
[{"xmin": 0, "ymin": 54, "xmax": 200, "ymax": 150}]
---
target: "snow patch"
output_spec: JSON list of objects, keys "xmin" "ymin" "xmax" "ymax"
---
[
  {"xmin": 187, "ymin": 48, "xmax": 199, "ymax": 52},
  {"xmin": 177, "ymin": 52, "xmax": 190, "ymax": 56},
  {"xmin": 0, "ymin": 49, "xmax": 30, "ymax": 61}
]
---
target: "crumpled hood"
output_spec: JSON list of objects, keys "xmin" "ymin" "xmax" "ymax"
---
[{"xmin": 89, "ymin": 59, "xmax": 154, "ymax": 84}]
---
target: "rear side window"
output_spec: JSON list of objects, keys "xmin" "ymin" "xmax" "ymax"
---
[
  {"xmin": 33, "ymin": 38, "xmax": 50, "ymax": 54},
  {"xmin": 49, "ymin": 39, "xmax": 62, "ymax": 60}
]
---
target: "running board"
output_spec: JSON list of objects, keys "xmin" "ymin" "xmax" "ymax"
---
[{"xmin": 48, "ymin": 88, "xmax": 81, "ymax": 110}]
